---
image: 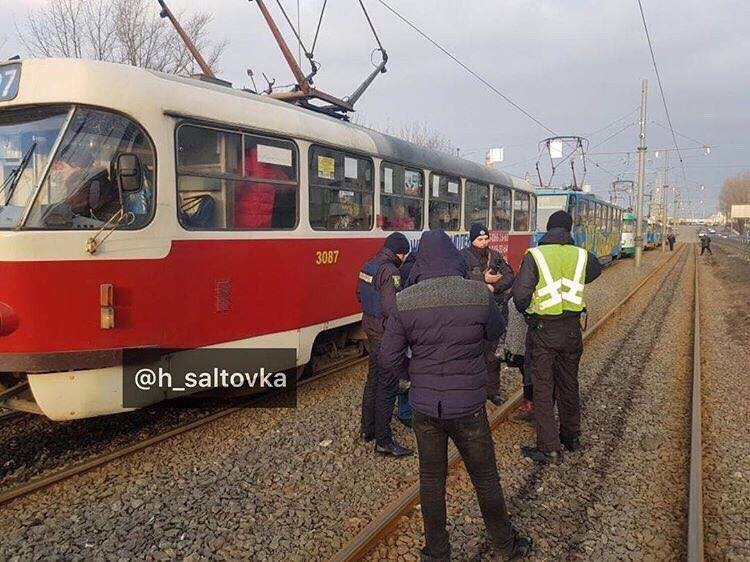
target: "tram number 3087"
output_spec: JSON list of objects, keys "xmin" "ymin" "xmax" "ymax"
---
[{"xmin": 315, "ymin": 250, "xmax": 340, "ymax": 265}]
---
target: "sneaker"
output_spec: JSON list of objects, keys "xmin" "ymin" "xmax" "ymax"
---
[
  {"xmin": 521, "ymin": 446, "xmax": 563, "ymax": 464},
  {"xmin": 375, "ymin": 440, "xmax": 414, "ymax": 457}
]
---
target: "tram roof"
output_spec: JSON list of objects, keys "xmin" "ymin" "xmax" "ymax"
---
[{"xmin": 1, "ymin": 58, "xmax": 534, "ymax": 193}]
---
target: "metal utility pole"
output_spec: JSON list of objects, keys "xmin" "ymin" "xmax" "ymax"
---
[
  {"xmin": 635, "ymin": 79, "xmax": 648, "ymax": 268},
  {"xmin": 661, "ymin": 151, "xmax": 668, "ymax": 252}
]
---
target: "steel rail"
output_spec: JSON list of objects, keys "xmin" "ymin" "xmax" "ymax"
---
[
  {"xmin": 331, "ymin": 245, "xmax": 687, "ymax": 562},
  {"xmin": 0, "ymin": 356, "xmax": 368, "ymax": 507},
  {"xmin": 687, "ymin": 243, "xmax": 704, "ymax": 561}
]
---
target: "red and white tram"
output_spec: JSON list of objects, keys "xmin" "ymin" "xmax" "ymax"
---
[{"xmin": 0, "ymin": 59, "xmax": 536, "ymax": 420}]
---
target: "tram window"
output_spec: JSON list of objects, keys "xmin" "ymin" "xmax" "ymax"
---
[
  {"xmin": 464, "ymin": 181, "xmax": 489, "ymax": 230},
  {"xmin": 428, "ymin": 173, "xmax": 461, "ymax": 230},
  {"xmin": 380, "ymin": 162, "xmax": 423, "ymax": 231},
  {"xmin": 579, "ymin": 199, "xmax": 589, "ymax": 227},
  {"xmin": 309, "ymin": 146, "xmax": 373, "ymax": 231},
  {"xmin": 513, "ymin": 190, "xmax": 530, "ymax": 232},
  {"xmin": 176, "ymin": 125, "xmax": 299, "ymax": 230},
  {"xmin": 568, "ymin": 195, "xmax": 579, "ymax": 226},
  {"xmin": 492, "ymin": 185, "xmax": 512, "ymax": 231},
  {"xmin": 536, "ymin": 194, "xmax": 566, "ymax": 231},
  {"xmin": 529, "ymin": 194, "xmax": 537, "ymax": 232},
  {"xmin": 25, "ymin": 107, "xmax": 156, "ymax": 230}
]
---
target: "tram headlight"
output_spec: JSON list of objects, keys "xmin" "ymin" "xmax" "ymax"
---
[{"xmin": 0, "ymin": 302, "xmax": 19, "ymax": 336}]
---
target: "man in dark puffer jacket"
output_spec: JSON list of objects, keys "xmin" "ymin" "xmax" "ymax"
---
[{"xmin": 379, "ymin": 230, "xmax": 531, "ymax": 561}]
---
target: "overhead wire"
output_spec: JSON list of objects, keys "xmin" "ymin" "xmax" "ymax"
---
[
  {"xmin": 374, "ymin": 0, "xmax": 557, "ymax": 135},
  {"xmin": 635, "ymin": 0, "xmax": 687, "ymax": 185}
]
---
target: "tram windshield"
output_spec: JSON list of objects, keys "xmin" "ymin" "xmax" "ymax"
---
[
  {"xmin": 536, "ymin": 194, "xmax": 568, "ymax": 231},
  {"xmin": 0, "ymin": 105, "xmax": 155, "ymax": 230},
  {"xmin": 0, "ymin": 106, "xmax": 69, "ymax": 229}
]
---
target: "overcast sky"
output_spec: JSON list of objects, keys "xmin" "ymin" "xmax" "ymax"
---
[{"xmin": 3, "ymin": 0, "xmax": 749, "ymax": 217}]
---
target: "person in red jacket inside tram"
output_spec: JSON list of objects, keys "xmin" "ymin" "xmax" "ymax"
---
[{"xmin": 235, "ymin": 146, "xmax": 287, "ymax": 229}]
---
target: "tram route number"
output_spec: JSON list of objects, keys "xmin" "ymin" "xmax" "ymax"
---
[
  {"xmin": 315, "ymin": 250, "xmax": 340, "ymax": 265},
  {"xmin": 0, "ymin": 65, "xmax": 21, "ymax": 101}
]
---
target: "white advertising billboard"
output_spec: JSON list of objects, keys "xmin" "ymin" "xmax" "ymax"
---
[{"xmin": 731, "ymin": 204, "xmax": 750, "ymax": 219}]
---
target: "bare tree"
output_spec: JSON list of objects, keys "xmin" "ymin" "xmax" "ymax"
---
[
  {"xmin": 16, "ymin": 0, "xmax": 227, "ymax": 75},
  {"xmin": 354, "ymin": 115, "xmax": 456, "ymax": 155},
  {"xmin": 719, "ymin": 170, "xmax": 750, "ymax": 232}
]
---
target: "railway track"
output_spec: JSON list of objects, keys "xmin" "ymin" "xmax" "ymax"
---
[
  {"xmin": 688, "ymin": 244, "xmax": 704, "ymax": 562},
  {"xmin": 332, "ymin": 246, "xmax": 688, "ymax": 562},
  {"xmin": 0, "ymin": 355, "xmax": 368, "ymax": 507}
]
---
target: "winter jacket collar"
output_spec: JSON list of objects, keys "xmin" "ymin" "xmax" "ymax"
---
[
  {"xmin": 539, "ymin": 227, "xmax": 575, "ymax": 246},
  {"xmin": 410, "ymin": 230, "xmax": 468, "ymax": 283}
]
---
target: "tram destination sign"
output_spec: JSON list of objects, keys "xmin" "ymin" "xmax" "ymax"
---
[{"xmin": 0, "ymin": 64, "xmax": 21, "ymax": 102}]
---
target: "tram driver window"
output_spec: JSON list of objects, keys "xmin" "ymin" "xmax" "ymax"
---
[
  {"xmin": 463, "ymin": 181, "xmax": 489, "ymax": 230},
  {"xmin": 24, "ymin": 107, "xmax": 156, "ymax": 230},
  {"xmin": 428, "ymin": 173, "xmax": 461, "ymax": 231},
  {"xmin": 381, "ymin": 163, "xmax": 423, "ymax": 231},
  {"xmin": 309, "ymin": 146, "xmax": 373, "ymax": 231},
  {"xmin": 512, "ymin": 190, "xmax": 530, "ymax": 232}
]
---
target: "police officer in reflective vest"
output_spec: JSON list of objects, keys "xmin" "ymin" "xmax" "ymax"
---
[
  {"xmin": 512, "ymin": 210, "xmax": 602, "ymax": 464},
  {"xmin": 357, "ymin": 232, "xmax": 413, "ymax": 457}
]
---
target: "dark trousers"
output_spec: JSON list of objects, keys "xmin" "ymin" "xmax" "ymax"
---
[
  {"xmin": 668, "ymin": 240, "xmax": 675, "ymax": 251},
  {"xmin": 526, "ymin": 315, "xmax": 583, "ymax": 452},
  {"xmin": 413, "ymin": 407, "xmax": 514, "ymax": 560},
  {"xmin": 361, "ymin": 333, "xmax": 398, "ymax": 445},
  {"xmin": 484, "ymin": 340, "xmax": 501, "ymax": 396},
  {"xmin": 700, "ymin": 245, "xmax": 712, "ymax": 255}
]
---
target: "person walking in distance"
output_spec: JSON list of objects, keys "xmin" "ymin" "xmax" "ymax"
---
[
  {"xmin": 460, "ymin": 223, "xmax": 515, "ymax": 406},
  {"xmin": 700, "ymin": 233, "xmax": 713, "ymax": 255},
  {"xmin": 512, "ymin": 211, "xmax": 602, "ymax": 464},
  {"xmin": 356, "ymin": 232, "xmax": 413, "ymax": 457},
  {"xmin": 380, "ymin": 230, "xmax": 531, "ymax": 561},
  {"xmin": 667, "ymin": 229, "xmax": 676, "ymax": 251}
]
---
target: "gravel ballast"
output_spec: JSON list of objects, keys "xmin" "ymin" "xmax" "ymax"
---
[
  {"xmin": 366, "ymin": 245, "xmax": 695, "ymax": 561},
  {"xmin": 0, "ymin": 248, "xmax": 675, "ymax": 560},
  {"xmin": 699, "ymin": 242, "xmax": 750, "ymax": 560}
]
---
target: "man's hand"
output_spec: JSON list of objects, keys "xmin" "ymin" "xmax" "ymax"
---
[
  {"xmin": 486, "ymin": 283, "xmax": 496, "ymax": 292},
  {"xmin": 484, "ymin": 271, "xmax": 502, "ymax": 284}
]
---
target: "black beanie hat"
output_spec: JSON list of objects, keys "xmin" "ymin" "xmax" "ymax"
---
[
  {"xmin": 469, "ymin": 223, "xmax": 489, "ymax": 243},
  {"xmin": 547, "ymin": 210, "xmax": 573, "ymax": 232},
  {"xmin": 384, "ymin": 232, "xmax": 410, "ymax": 255}
]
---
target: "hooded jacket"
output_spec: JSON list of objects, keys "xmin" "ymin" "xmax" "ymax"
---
[
  {"xmin": 378, "ymin": 230, "xmax": 505, "ymax": 419},
  {"xmin": 512, "ymin": 227, "xmax": 602, "ymax": 316},
  {"xmin": 356, "ymin": 246, "xmax": 402, "ymax": 337}
]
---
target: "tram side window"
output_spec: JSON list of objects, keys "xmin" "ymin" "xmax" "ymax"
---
[
  {"xmin": 176, "ymin": 125, "xmax": 298, "ymax": 230},
  {"xmin": 464, "ymin": 181, "xmax": 489, "ymax": 230},
  {"xmin": 512, "ymin": 190, "xmax": 530, "ymax": 232},
  {"xmin": 529, "ymin": 194, "xmax": 537, "ymax": 232},
  {"xmin": 428, "ymin": 173, "xmax": 461, "ymax": 230},
  {"xmin": 25, "ymin": 107, "xmax": 156, "ymax": 230},
  {"xmin": 492, "ymin": 185, "xmax": 512, "ymax": 231},
  {"xmin": 569, "ymin": 195, "xmax": 579, "ymax": 226},
  {"xmin": 580, "ymin": 199, "xmax": 589, "ymax": 228},
  {"xmin": 310, "ymin": 146, "xmax": 373, "ymax": 231},
  {"xmin": 381, "ymin": 163, "xmax": 423, "ymax": 231}
]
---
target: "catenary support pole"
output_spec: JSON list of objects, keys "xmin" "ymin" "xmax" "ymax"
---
[{"xmin": 635, "ymin": 78, "xmax": 648, "ymax": 268}]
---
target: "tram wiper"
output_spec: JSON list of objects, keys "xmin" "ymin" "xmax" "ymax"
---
[{"xmin": 0, "ymin": 141, "xmax": 37, "ymax": 205}]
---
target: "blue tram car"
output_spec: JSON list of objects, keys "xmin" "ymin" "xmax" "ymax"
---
[{"xmin": 534, "ymin": 189, "xmax": 624, "ymax": 264}]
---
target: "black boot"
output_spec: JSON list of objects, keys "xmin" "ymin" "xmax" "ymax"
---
[
  {"xmin": 487, "ymin": 393, "xmax": 504, "ymax": 406},
  {"xmin": 521, "ymin": 446, "xmax": 563, "ymax": 464},
  {"xmin": 499, "ymin": 530, "xmax": 532, "ymax": 561},
  {"xmin": 375, "ymin": 440, "xmax": 413, "ymax": 457},
  {"xmin": 560, "ymin": 436, "xmax": 581, "ymax": 452}
]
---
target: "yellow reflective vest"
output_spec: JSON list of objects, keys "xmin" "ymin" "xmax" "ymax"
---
[{"xmin": 525, "ymin": 244, "xmax": 588, "ymax": 315}]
